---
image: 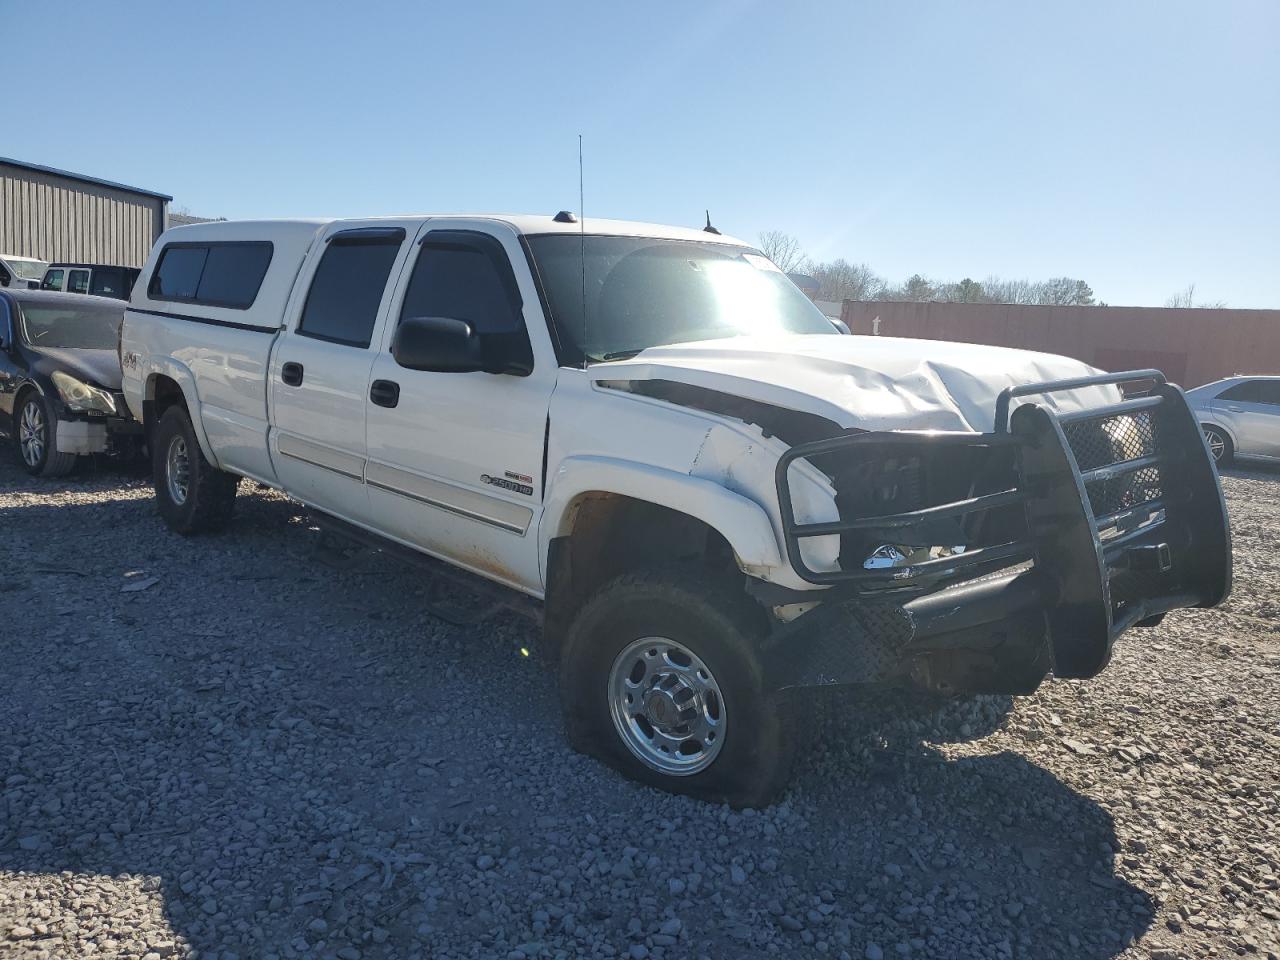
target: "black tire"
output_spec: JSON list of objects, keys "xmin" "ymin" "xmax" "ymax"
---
[
  {"xmin": 13, "ymin": 390, "xmax": 77, "ymax": 478},
  {"xmin": 559, "ymin": 566, "xmax": 792, "ymax": 808},
  {"xmin": 1202, "ymin": 425, "xmax": 1233, "ymax": 466},
  {"xmin": 152, "ymin": 405, "xmax": 238, "ymax": 534}
]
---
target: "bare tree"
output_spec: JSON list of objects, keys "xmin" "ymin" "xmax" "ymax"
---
[
  {"xmin": 887, "ymin": 274, "xmax": 937, "ymax": 302},
  {"xmin": 757, "ymin": 231, "xmax": 806, "ymax": 273},
  {"xmin": 935, "ymin": 278, "xmax": 986, "ymax": 303},
  {"xmin": 1165, "ymin": 283, "xmax": 1226, "ymax": 308},
  {"xmin": 981, "ymin": 277, "xmax": 1039, "ymax": 304},
  {"xmin": 804, "ymin": 258, "xmax": 886, "ymax": 301}
]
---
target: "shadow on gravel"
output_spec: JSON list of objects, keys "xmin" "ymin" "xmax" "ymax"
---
[
  {"xmin": 0, "ymin": 461, "xmax": 1154, "ymax": 959},
  {"xmin": 1221, "ymin": 461, "xmax": 1280, "ymax": 479}
]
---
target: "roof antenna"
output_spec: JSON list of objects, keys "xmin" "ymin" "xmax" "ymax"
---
[
  {"xmin": 579, "ymin": 134, "xmax": 589, "ymax": 366},
  {"xmin": 703, "ymin": 210, "xmax": 721, "ymax": 235}
]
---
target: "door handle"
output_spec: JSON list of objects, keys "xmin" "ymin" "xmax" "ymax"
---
[
  {"xmin": 370, "ymin": 379, "xmax": 400, "ymax": 408},
  {"xmin": 1226, "ymin": 405, "xmax": 1244, "ymax": 412},
  {"xmin": 281, "ymin": 362, "xmax": 304, "ymax": 387}
]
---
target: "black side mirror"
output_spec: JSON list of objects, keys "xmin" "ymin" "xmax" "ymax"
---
[
  {"xmin": 26, "ymin": 280, "xmax": 39, "ymax": 290},
  {"xmin": 393, "ymin": 316, "xmax": 493, "ymax": 373}
]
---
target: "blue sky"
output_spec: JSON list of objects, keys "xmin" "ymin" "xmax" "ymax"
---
[{"xmin": 7, "ymin": 0, "xmax": 1278, "ymax": 307}]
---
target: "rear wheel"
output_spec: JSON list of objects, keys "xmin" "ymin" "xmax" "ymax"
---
[
  {"xmin": 152, "ymin": 406, "xmax": 238, "ymax": 534},
  {"xmin": 1202, "ymin": 425, "xmax": 1232, "ymax": 466},
  {"xmin": 14, "ymin": 391, "xmax": 77, "ymax": 478},
  {"xmin": 560, "ymin": 566, "xmax": 792, "ymax": 807}
]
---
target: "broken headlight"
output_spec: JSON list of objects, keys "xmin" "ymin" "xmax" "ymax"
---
[
  {"xmin": 863, "ymin": 543, "xmax": 968, "ymax": 570},
  {"xmin": 51, "ymin": 370, "xmax": 117, "ymax": 415}
]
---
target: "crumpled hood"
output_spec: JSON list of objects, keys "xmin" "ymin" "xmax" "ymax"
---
[
  {"xmin": 591, "ymin": 334, "xmax": 1121, "ymax": 433},
  {"xmin": 30, "ymin": 347, "xmax": 123, "ymax": 392}
]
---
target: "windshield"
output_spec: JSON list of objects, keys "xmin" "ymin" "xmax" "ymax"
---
[
  {"xmin": 19, "ymin": 300, "xmax": 122, "ymax": 350},
  {"xmin": 526, "ymin": 235, "xmax": 835, "ymax": 364},
  {"xmin": 6, "ymin": 258, "xmax": 48, "ymax": 281}
]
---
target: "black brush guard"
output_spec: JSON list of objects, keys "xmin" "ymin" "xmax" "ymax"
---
[{"xmin": 772, "ymin": 370, "xmax": 1231, "ymax": 685}]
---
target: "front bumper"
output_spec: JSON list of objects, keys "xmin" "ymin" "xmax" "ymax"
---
[
  {"xmin": 767, "ymin": 370, "xmax": 1232, "ymax": 693},
  {"xmin": 55, "ymin": 405, "xmax": 143, "ymax": 456},
  {"xmin": 55, "ymin": 418, "xmax": 109, "ymax": 455}
]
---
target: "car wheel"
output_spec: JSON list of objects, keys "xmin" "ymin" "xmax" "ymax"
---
[
  {"xmin": 152, "ymin": 405, "xmax": 239, "ymax": 534},
  {"xmin": 559, "ymin": 566, "xmax": 793, "ymax": 808},
  {"xmin": 14, "ymin": 391, "xmax": 77, "ymax": 478},
  {"xmin": 1202, "ymin": 425, "xmax": 1232, "ymax": 466}
]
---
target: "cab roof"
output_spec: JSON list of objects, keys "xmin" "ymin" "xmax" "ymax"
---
[{"xmin": 158, "ymin": 214, "xmax": 751, "ymax": 248}]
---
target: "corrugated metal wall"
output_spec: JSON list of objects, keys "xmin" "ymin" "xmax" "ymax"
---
[
  {"xmin": 0, "ymin": 162, "xmax": 166, "ymax": 268},
  {"xmin": 840, "ymin": 300, "xmax": 1280, "ymax": 388}
]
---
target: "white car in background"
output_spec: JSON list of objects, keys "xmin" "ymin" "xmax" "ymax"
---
[
  {"xmin": 1187, "ymin": 376, "xmax": 1280, "ymax": 466},
  {"xmin": 0, "ymin": 254, "xmax": 50, "ymax": 289}
]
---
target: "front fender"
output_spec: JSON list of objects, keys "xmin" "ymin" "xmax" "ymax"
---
[
  {"xmin": 144, "ymin": 360, "xmax": 219, "ymax": 467},
  {"xmin": 540, "ymin": 454, "xmax": 803, "ymax": 587}
]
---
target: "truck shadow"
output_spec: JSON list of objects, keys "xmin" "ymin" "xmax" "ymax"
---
[
  {"xmin": 791, "ymin": 693, "xmax": 1154, "ymax": 957},
  {"xmin": 0, "ymin": 464, "xmax": 1154, "ymax": 959}
]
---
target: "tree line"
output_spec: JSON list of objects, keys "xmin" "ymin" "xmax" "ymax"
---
[{"xmin": 759, "ymin": 231, "xmax": 1223, "ymax": 308}]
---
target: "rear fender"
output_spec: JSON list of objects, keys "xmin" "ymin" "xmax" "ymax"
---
[{"xmin": 145, "ymin": 360, "xmax": 219, "ymax": 466}]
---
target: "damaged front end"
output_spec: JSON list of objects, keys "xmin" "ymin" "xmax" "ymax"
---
[{"xmin": 763, "ymin": 370, "xmax": 1232, "ymax": 696}]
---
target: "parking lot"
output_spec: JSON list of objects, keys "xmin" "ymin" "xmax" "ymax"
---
[{"xmin": 1, "ymin": 449, "xmax": 1277, "ymax": 960}]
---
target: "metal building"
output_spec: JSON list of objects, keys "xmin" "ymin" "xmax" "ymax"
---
[{"xmin": 0, "ymin": 156, "xmax": 171, "ymax": 268}]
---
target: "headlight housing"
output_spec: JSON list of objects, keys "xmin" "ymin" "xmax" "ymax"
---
[{"xmin": 51, "ymin": 370, "xmax": 117, "ymax": 415}]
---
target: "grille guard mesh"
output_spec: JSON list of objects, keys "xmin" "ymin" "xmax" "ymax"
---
[{"xmin": 775, "ymin": 369, "xmax": 1232, "ymax": 675}]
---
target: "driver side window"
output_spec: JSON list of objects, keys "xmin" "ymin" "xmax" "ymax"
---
[{"xmin": 399, "ymin": 232, "xmax": 533, "ymax": 368}]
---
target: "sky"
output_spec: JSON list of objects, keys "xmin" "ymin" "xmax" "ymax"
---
[{"xmin": 6, "ymin": 0, "xmax": 1278, "ymax": 308}]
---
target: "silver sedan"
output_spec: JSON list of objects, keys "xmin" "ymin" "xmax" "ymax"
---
[{"xmin": 1186, "ymin": 376, "xmax": 1280, "ymax": 466}]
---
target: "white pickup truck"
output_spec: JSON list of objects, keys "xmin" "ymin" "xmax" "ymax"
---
[{"xmin": 121, "ymin": 213, "xmax": 1231, "ymax": 806}]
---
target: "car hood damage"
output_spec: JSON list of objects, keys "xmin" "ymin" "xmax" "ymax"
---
[
  {"xmin": 591, "ymin": 334, "xmax": 1122, "ymax": 434},
  {"xmin": 30, "ymin": 347, "xmax": 123, "ymax": 391}
]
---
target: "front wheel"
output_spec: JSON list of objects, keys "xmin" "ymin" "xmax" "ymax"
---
[
  {"xmin": 14, "ymin": 391, "xmax": 77, "ymax": 478},
  {"xmin": 559, "ymin": 567, "xmax": 792, "ymax": 808},
  {"xmin": 1202, "ymin": 425, "xmax": 1233, "ymax": 466},
  {"xmin": 152, "ymin": 406, "xmax": 238, "ymax": 534}
]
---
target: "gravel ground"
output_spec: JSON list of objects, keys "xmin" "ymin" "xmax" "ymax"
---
[{"xmin": 1, "ymin": 449, "xmax": 1276, "ymax": 960}]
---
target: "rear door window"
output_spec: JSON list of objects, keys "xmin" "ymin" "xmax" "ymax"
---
[
  {"xmin": 1218, "ymin": 381, "xmax": 1262, "ymax": 403},
  {"xmin": 1256, "ymin": 381, "xmax": 1280, "ymax": 407},
  {"xmin": 297, "ymin": 229, "xmax": 405, "ymax": 348},
  {"xmin": 90, "ymin": 268, "xmax": 126, "ymax": 298}
]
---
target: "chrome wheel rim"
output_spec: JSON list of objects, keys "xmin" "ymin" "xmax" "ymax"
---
[
  {"xmin": 1203, "ymin": 428, "xmax": 1225, "ymax": 462},
  {"xmin": 18, "ymin": 400, "xmax": 45, "ymax": 467},
  {"xmin": 608, "ymin": 636, "xmax": 725, "ymax": 776},
  {"xmin": 166, "ymin": 435, "xmax": 191, "ymax": 505}
]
